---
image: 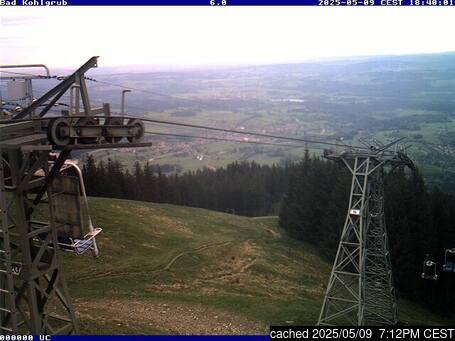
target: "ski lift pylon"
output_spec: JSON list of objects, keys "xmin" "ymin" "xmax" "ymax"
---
[{"xmin": 421, "ymin": 254, "xmax": 438, "ymax": 280}]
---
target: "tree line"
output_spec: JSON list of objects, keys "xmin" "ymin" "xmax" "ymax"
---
[
  {"xmin": 82, "ymin": 154, "xmax": 454, "ymax": 316},
  {"xmin": 82, "ymin": 155, "xmax": 290, "ymax": 216}
]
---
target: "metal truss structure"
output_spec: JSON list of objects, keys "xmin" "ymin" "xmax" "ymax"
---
[
  {"xmin": 0, "ymin": 56, "xmax": 417, "ymax": 332},
  {"xmin": 0, "ymin": 57, "xmax": 150, "ymax": 334},
  {"xmin": 0, "ymin": 148, "xmax": 78, "ymax": 334},
  {"xmin": 318, "ymin": 141, "xmax": 414, "ymax": 326}
]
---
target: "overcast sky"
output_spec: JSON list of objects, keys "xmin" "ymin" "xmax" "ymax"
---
[{"xmin": 1, "ymin": 7, "xmax": 455, "ymax": 69}]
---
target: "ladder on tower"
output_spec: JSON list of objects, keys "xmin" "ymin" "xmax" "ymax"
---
[{"xmin": 0, "ymin": 150, "xmax": 18, "ymax": 334}]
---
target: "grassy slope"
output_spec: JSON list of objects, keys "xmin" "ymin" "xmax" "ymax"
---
[{"xmin": 60, "ymin": 197, "xmax": 452, "ymax": 334}]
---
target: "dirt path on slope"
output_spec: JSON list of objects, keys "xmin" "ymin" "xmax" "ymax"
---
[
  {"xmin": 75, "ymin": 298, "xmax": 267, "ymax": 335},
  {"xmin": 78, "ymin": 239, "xmax": 256, "ymax": 281}
]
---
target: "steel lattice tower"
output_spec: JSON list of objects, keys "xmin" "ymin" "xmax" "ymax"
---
[
  {"xmin": 318, "ymin": 142, "xmax": 413, "ymax": 326},
  {"xmin": 0, "ymin": 57, "xmax": 150, "ymax": 334},
  {"xmin": 0, "ymin": 149, "xmax": 79, "ymax": 334}
]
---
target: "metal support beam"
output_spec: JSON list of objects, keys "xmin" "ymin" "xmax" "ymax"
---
[
  {"xmin": 0, "ymin": 56, "xmax": 149, "ymax": 335},
  {"xmin": 13, "ymin": 57, "xmax": 98, "ymax": 120},
  {"xmin": 318, "ymin": 145, "xmax": 408, "ymax": 326},
  {"xmin": 0, "ymin": 148, "xmax": 78, "ymax": 334}
]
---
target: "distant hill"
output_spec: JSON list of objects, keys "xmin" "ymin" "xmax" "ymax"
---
[
  {"xmin": 51, "ymin": 197, "xmax": 452, "ymax": 334},
  {"xmin": 60, "ymin": 52, "xmax": 455, "ymax": 193}
]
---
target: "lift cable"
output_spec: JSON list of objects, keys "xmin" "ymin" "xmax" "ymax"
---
[
  {"xmin": 73, "ymin": 77, "xmax": 369, "ymax": 149},
  {"xmin": 1, "ymin": 70, "xmax": 244, "ymax": 107},
  {"xmin": 0, "ymin": 112, "xmax": 365, "ymax": 150},
  {"xmin": 0, "ymin": 71, "xmax": 367, "ymax": 149},
  {"xmin": 144, "ymin": 130, "xmax": 318, "ymax": 149},
  {"xmin": 0, "ymin": 70, "xmax": 53, "ymax": 78},
  {"xmin": 139, "ymin": 117, "xmax": 365, "ymax": 149},
  {"xmin": 83, "ymin": 77, "xmax": 184, "ymax": 101},
  {"xmin": 0, "ymin": 70, "xmax": 194, "ymax": 102}
]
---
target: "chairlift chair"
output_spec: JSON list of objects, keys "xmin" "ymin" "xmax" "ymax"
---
[
  {"xmin": 443, "ymin": 248, "xmax": 455, "ymax": 273},
  {"xmin": 323, "ymin": 149, "xmax": 334, "ymax": 157},
  {"xmin": 44, "ymin": 158, "xmax": 101, "ymax": 256},
  {"xmin": 421, "ymin": 254, "xmax": 438, "ymax": 280}
]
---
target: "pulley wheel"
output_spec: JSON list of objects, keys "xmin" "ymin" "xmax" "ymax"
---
[
  {"xmin": 104, "ymin": 117, "xmax": 124, "ymax": 143},
  {"xmin": 77, "ymin": 117, "xmax": 99, "ymax": 144},
  {"xmin": 127, "ymin": 118, "xmax": 145, "ymax": 143},
  {"xmin": 48, "ymin": 117, "xmax": 73, "ymax": 146}
]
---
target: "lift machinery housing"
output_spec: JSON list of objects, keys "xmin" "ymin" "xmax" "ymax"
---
[{"xmin": 0, "ymin": 57, "xmax": 151, "ymax": 334}]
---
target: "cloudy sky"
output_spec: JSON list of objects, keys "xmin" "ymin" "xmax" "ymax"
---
[{"xmin": 1, "ymin": 7, "xmax": 455, "ymax": 69}]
